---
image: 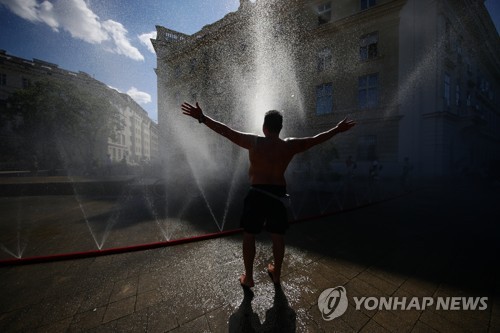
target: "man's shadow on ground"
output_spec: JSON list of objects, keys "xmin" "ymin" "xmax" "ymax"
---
[{"xmin": 228, "ymin": 284, "xmax": 297, "ymax": 333}]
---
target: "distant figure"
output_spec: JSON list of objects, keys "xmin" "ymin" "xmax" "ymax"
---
[{"xmin": 181, "ymin": 102, "xmax": 355, "ymax": 287}]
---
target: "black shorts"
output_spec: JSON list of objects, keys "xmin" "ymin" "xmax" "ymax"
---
[{"xmin": 240, "ymin": 185, "xmax": 289, "ymax": 235}]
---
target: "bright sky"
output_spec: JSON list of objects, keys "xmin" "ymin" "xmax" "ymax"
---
[
  {"xmin": 0, "ymin": 0, "xmax": 498, "ymax": 123},
  {"xmin": 0, "ymin": 0, "xmax": 241, "ymax": 122}
]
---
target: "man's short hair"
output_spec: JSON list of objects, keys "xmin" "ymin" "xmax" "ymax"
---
[{"xmin": 264, "ymin": 110, "xmax": 283, "ymax": 134}]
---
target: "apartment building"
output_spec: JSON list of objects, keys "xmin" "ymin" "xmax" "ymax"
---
[
  {"xmin": 154, "ymin": 0, "xmax": 499, "ymax": 180},
  {"xmin": 0, "ymin": 50, "xmax": 159, "ymax": 167},
  {"xmin": 108, "ymin": 94, "xmax": 159, "ymax": 165}
]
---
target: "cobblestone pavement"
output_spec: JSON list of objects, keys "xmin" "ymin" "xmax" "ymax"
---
[{"xmin": 0, "ymin": 179, "xmax": 499, "ymax": 332}]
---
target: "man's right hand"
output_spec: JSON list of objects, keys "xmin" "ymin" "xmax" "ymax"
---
[{"xmin": 181, "ymin": 102, "xmax": 203, "ymax": 121}]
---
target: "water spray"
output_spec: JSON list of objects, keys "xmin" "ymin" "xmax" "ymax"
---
[{"xmin": 0, "ymin": 191, "xmax": 412, "ymax": 266}]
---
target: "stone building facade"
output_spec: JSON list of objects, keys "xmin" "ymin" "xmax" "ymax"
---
[
  {"xmin": 0, "ymin": 50, "xmax": 159, "ymax": 168},
  {"xmin": 154, "ymin": 0, "xmax": 499, "ymax": 180}
]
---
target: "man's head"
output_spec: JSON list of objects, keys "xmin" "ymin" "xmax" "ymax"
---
[{"xmin": 263, "ymin": 110, "xmax": 283, "ymax": 135}]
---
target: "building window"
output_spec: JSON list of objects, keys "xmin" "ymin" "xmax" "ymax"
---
[
  {"xmin": 0, "ymin": 74, "xmax": 6, "ymax": 85},
  {"xmin": 361, "ymin": 0, "xmax": 376, "ymax": 10},
  {"xmin": 317, "ymin": 2, "xmax": 332, "ymax": 25},
  {"xmin": 317, "ymin": 47, "xmax": 332, "ymax": 72},
  {"xmin": 360, "ymin": 32, "xmax": 378, "ymax": 61},
  {"xmin": 358, "ymin": 73, "xmax": 379, "ymax": 109},
  {"xmin": 455, "ymin": 83, "xmax": 461, "ymax": 107},
  {"xmin": 357, "ymin": 135, "xmax": 377, "ymax": 161},
  {"xmin": 22, "ymin": 77, "xmax": 30, "ymax": 88},
  {"xmin": 444, "ymin": 73, "xmax": 451, "ymax": 108},
  {"xmin": 316, "ymin": 83, "xmax": 333, "ymax": 115}
]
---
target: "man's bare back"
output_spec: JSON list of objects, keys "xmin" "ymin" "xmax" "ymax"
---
[{"xmin": 248, "ymin": 136, "xmax": 295, "ymax": 186}]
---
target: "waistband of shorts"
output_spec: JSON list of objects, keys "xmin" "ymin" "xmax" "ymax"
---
[{"xmin": 250, "ymin": 184, "xmax": 287, "ymax": 197}]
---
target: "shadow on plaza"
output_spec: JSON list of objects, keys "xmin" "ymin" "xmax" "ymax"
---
[
  {"xmin": 228, "ymin": 285, "xmax": 296, "ymax": 333},
  {"xmin": 284, "ymin": 179, "xmax": 500, "ymax": 296}
]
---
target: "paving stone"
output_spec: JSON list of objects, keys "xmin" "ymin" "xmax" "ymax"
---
[
  {"xmin": 109, "ymin": 275, "xmax": 139, "ymax": 303},
  {"xmin": 308, "ymin": 303, "xmax": 356, "ymax": 333},
  {"xmin": 489, "ymin": 324, "xmax": 500, "ymax": 333},
  {"xmin": 205, "ymin": 304, "xmax": 234, "ymax": 333},
  {"xmin": 293, "ymin": 306, "xmax": 325, "ymax": 333},
  {"xmin": 303, "ymin": 263, "xmax": 335, "ymax": 292},
  {"xmin": 170, "ymin": 314, "xmax": 211, "ymax": 333},
  {"xmin": 491, "ymin": 299, "xmax": 500, "ymax": 327},
  {"xmin": 359, "ymin": 318, "xmax": 391, "ymax": 333},
  {"xmin": 0, "ymin": 283, "xmax": 48, "ymax": 313},
  {"xmin": 372, "ymin": 308, "xmax": 421, "ymax": 333},
  {"xmin": 399, "ymin": 277, "xmax": 440, "ymax": 298},
  {"xmin": 144, "ymin": 300, "xmax": 179, "ymax": 333},
  {"xmin": 0, "ymin": 303, "xmax": 45, "ymax": 331},
  {"xmin": 410, "ymin": 320, "xmax": 440, "ymax": 333},
  {"xmin": 108, "ymin": 308, "xmax": 148, "ymax": 332},
  {"xmin": 78, "ymin": 282, "xmax": 115, "ymax": 312},
  {"xmin": 419, "ymin": 308, "xmax": 468, "ymax": 333},
  {"xmin": 313, "ymin": 260, "xmax": 351, "ymax": 287},
  {"xmin": 280, "ymin": 273, "xmax": 319, "ymax": 308},
  {"xmin": 70, "ymin": 306, "xmax": 106, "ymax": 331},
  {"xmin": 102, "ymin": 296, "xmax": 136, "ymax": 323},
  {"xmin": 171, "ymin": 292, "xmax": 208, "ymax": 326},
  {"xmin": 138, "ymin": 288, "xmax": 170, "ymax": 314},
  {"xmin": 319, "ymin": 257, "xmax": 367, "ymax": 280},
  {"xmin": 357, "ymin": 270, "xmax": 399, "ymax": 296},
  {"xmin": 39, "ymin": 293, "xmax": 84, "ymax": 326},
  {"xmin": 138, "ymin": 271, "xmax": 162, "ymax": 293},
  {"xmin": 35, "ymin": 317, "xmax": 72, "ymax": 333},
  {"xmin": 340, "ymin": 303, "xmax": 371, "ymax": 332}
]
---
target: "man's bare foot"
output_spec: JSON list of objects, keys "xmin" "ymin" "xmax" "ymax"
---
[
  {"xmin": 239, "ymin": 274, "xmax": 255, "ymax": 288},
  {"xmin": 267, "ymin": 263, "xmax": 281, "ymax": 285}
]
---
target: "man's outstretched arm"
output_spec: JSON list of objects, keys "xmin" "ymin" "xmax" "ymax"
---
[
  {"xmin": 286, "ymin": 117, "xmax": 356, "ymax": 154},
  {"xmin": 181, "ymin": 102, "xmax": 256, "ymax": 149}
]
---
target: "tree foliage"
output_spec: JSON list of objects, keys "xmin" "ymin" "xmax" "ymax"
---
[{"xmin": 2, "ymin": 79, "xmax": 122, "ymax": 172}]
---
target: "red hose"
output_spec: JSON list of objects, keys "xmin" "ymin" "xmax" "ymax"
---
[
  {"xmin": 0, "ymin": 228, "xmax": 243, "ymax": 266},
  {"xmin": 0, "ymin": 192, "xmax": 408, "ymax": 266}
]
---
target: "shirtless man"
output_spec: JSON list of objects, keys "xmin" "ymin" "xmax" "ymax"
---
[{"xmin": 181, "ymin": 102, "xmax": 355, "ymax": 287}]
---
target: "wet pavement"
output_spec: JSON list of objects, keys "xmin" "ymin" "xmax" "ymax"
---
[{"xmin": 0, "ymin": 177, "xmax": 499, "ymax": 332}]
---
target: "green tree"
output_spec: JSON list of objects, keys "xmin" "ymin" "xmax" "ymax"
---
[{"xmin": 3, "ymin": 80, "xmax": 122, "ymax": 173}]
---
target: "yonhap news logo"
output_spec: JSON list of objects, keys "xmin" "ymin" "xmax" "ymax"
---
[
  {"xmin": 318, "ymin": 286, "xmax": 488, "ymax": 320},
  {"xmin": 317, "ymin": 286, "xmax": 349, "ymax": 321}
]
